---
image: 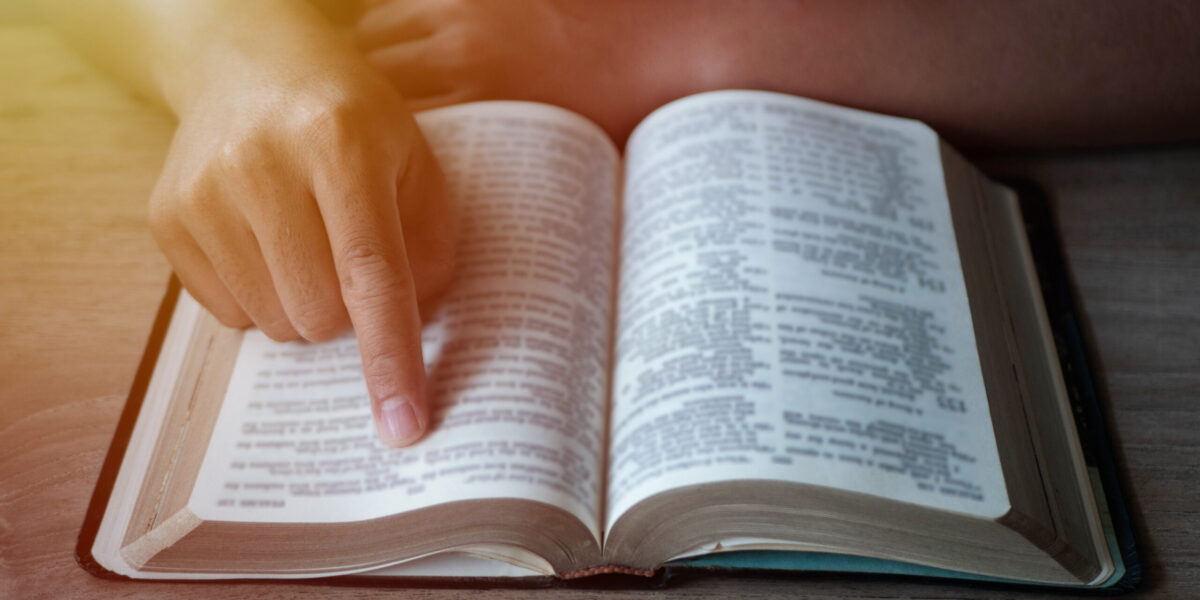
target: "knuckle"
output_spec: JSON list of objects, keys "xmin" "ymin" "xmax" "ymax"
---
[
  {"xmin": 290, "ymin": 95, "xmax": 399, "ymax": 168},
  {"xmin": 345, "ymin": 273, "xmax": 407, "ymax": 315},
  {"xmin": 214, "ymin": 137, "xmax": 265, "ymax": 176},
  {"xmin": 342, "ymin": 237, "xmax": 393, "ymax": 269},
  {"xmin": 295, "ymin": 98, "xmax": 367, "ymax": 146},
  {"xmin": 337, "ymin": 238, "xmax": 401, "ymax": 294}
]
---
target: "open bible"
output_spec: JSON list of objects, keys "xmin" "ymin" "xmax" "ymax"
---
[{"xmin": 81, "ymin": 91, "xmax": 1134, "ymax": 588}]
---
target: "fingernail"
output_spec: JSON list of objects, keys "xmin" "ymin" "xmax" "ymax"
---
[{"xmin": 378, "ymin": 398, "xmax": 423, "ymax": 446}]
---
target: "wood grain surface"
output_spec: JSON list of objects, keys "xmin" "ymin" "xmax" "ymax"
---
[{"xmin": 1, "ymin": 25, "xmax": 1197, "ymax": 600}]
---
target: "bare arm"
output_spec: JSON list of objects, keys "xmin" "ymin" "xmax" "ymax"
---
[
  {"xmin": 41, "ymin": 0, "xmax": 457, "ymax": 446},
  {"xmin": 358, "ymin": 0, "xmax": 1200, "ymax": 148}
]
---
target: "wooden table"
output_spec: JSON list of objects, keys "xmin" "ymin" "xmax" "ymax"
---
[{"xmin": 2, "ymin": 24, "xmax": 1198, "ymax": 599}]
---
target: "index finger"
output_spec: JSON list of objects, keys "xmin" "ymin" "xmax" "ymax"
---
[{"xmin": 312, "ymin": 149, "xmax": 429, "ymax": 448}]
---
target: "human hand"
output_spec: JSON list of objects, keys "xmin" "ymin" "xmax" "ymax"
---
[
  {"xmin": 149, "ymin": 24, "xmax": 455, "ymax": 448},
  {"xmin": 354, "ymin": 0, "xmax": 652, "ymax": 141}
]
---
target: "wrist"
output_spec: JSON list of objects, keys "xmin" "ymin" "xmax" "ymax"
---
[{"xmin": 148, "ymin": 0, "xmax": 355, "ymax": 118}]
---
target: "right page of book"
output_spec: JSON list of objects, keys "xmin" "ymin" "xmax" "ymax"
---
[{"xmin": 607, "ymin": 90, "xmax": 1008, "ymax": 530}]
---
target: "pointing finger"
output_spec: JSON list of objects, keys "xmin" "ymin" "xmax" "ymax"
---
[{"xmin": 312, "ymin": 142, "xmax": 430, "ymax": 447}]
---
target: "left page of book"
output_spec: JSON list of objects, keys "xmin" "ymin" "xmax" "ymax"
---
[{"xmin": 187, "ymin": 102, "xmax": 620, "ymax": 541}]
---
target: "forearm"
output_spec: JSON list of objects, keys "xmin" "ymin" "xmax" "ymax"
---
[
  {"xmin": 38, "ymin": 0, "xmax": 358, "ymax": 117},
  {"xmin": 619, "ymin": 0, "xmax": 1200, "ymax": 148}
]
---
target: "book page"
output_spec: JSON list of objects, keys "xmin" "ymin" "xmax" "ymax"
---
[
  {"xmin": 190, "ymin": 102, "xmax": 619, "ymax": 540},
  {"xmin": 607, "ymin": 91, "xmax": 1008, "ymax": 529}
]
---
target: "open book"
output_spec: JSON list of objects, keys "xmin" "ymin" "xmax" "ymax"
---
[{"xmin": 83, "ymin": 90, "xmax": 1130, "ymax": 588}]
